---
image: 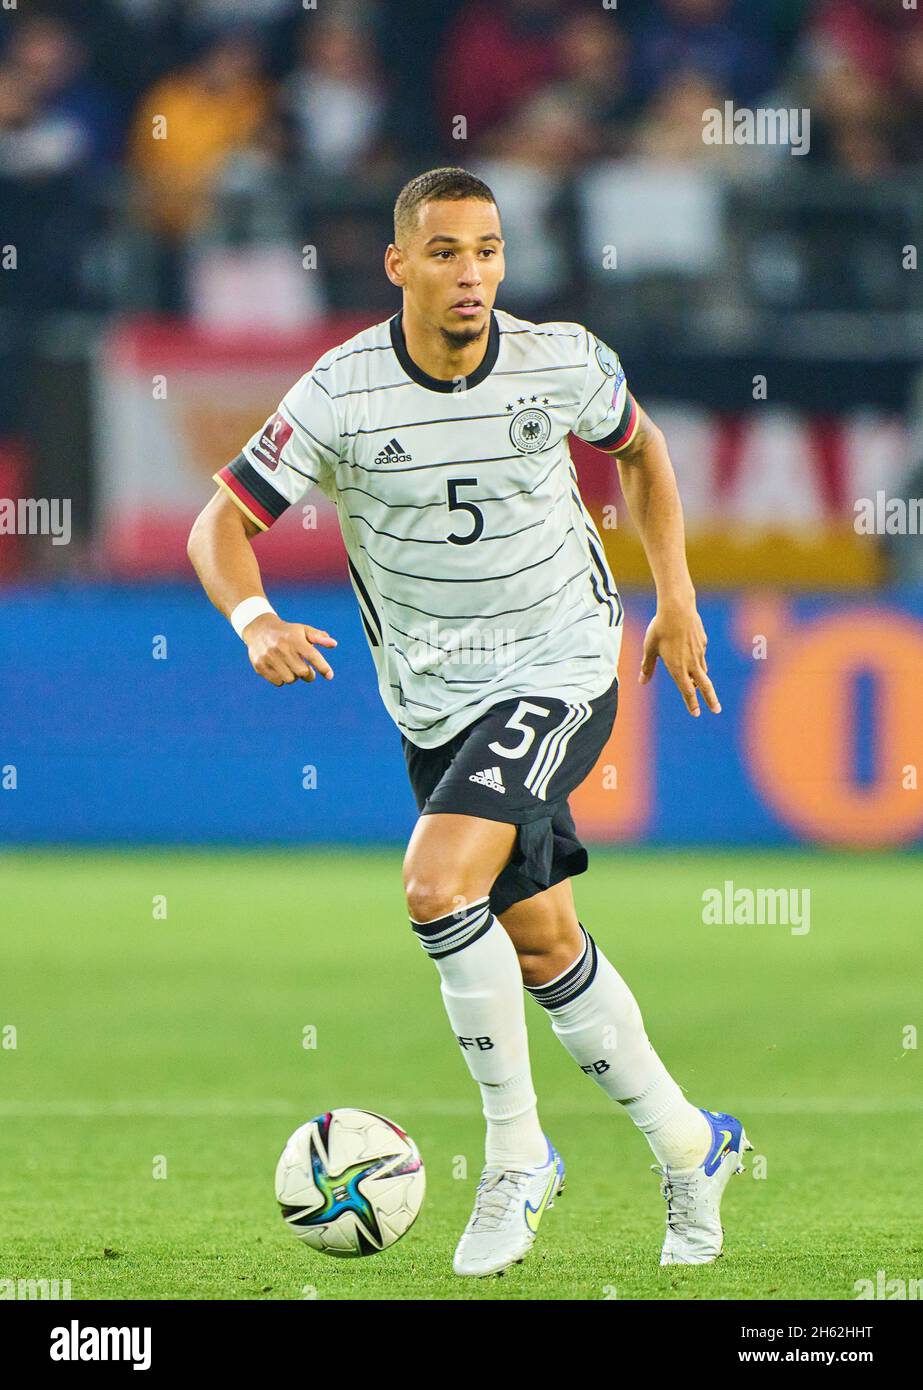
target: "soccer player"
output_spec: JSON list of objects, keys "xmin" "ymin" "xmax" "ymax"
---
[{"xmin": 187, "ymin": 167, "xmax": 750, "ymax": 1276}]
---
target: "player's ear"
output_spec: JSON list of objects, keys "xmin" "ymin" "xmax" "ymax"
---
[{"xmin": 384, "ymin": 243, "xmax": 404, "ymax": 288}]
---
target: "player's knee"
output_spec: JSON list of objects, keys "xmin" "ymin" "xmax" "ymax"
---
[
  {"xmin": 403, "ymin": 874, "xmax": 438, "ymax": 923},
  {"xmin": 402, "ymin": 844, "xmax": 444, "ymax": 921},
  {"xmin": 403, "ymin": 835, "xmax": 497, "ymax": 923},
  {"xmin": 404, "ymin": 875, "xmax": 472, "ymax": 925}
]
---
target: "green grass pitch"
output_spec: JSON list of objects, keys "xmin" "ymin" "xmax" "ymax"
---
[{"xmin": 2, "ymin": 847, "xmax": 920, "ymax": 1301}]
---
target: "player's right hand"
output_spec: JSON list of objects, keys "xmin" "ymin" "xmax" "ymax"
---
[{"xmin": 243, "ymin": 614, "xmax": 337, "ymax": 686}]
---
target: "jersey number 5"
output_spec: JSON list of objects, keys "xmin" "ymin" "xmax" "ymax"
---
[{"xmin": 446, "ymin": 477, "xmax": 484, "ymax": 545}]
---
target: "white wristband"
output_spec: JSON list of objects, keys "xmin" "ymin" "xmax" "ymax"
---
[{"xmin": 230, "ymin": 596, "xmax": 276, "ymax": 640}]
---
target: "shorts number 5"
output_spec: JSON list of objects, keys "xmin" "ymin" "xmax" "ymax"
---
[{"xmin": 487, "ymin": 700, "xmax": 552, "ymax": 759}]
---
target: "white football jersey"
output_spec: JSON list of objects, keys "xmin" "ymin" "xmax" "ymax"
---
[{"xmin": 215, "ymin": 308, "xmax": 640, "ymax": 747}]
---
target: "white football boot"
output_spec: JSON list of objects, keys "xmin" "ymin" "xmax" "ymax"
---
[
  {"xmin": 453, "ymin": 1137, "xmax": 565, "ymax": 1277},
  {"xmin": 655, "ymin": 1108, "xmax": 752, "ymax": 1265}
]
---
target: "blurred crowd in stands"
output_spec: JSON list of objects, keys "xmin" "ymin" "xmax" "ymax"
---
[
  {"xmin": 0, "ymin": 0, "xmax": 920, "ymax": 324},
  {"xmin": 1, "ymin": 0, "xmax": 922, "ymax": 323},
  {"xmin": 3, "ymin": 0, "xmax": 923, "ymax": 177},
  {"xmin": 4, "ymin": 0, "xmax": 923, "ymax": 190}
]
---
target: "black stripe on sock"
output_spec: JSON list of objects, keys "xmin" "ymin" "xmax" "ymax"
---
[
  {"xmin": 527, "ymin": 924, "xmax": 599, "ymax": 1009},
  {"xmin": 409, "ymin": 897, "xmax": 493, "ymax": 960}
]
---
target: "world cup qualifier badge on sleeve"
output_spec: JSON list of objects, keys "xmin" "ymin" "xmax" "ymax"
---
[
  {"xmin": 252, "ymin": 412, "xmax": 293, "ymax": 472},
  {"xmin": 594, "ymin": 338, "xmax": 626, "ymax": 397}
]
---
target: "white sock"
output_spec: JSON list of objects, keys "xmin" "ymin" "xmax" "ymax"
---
[
  {"xmin": 527, "ymin": 925, "xmax": 711, "ymax": 1170},
  {"xmin": 410, "ymin": 896, "xmax": 547, "ymax": 1168}
]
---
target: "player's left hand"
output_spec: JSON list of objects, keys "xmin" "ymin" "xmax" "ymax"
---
[{"xmin": 639, "ymin": 601, "xmax": 721, "ymax": 717}]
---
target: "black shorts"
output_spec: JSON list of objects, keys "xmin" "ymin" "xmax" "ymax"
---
[{"xmin": 401, "ymin": 676, "xmax": 618, "ymax": 917}]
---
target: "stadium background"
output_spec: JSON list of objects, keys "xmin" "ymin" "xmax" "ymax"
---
[
  {"xmin": 1, "ymin": 0, "xmax": 923, "ymax": 1306},
  {"xmin": 2, "ymin": 0, "xmax": 922, "ymax": 849}
]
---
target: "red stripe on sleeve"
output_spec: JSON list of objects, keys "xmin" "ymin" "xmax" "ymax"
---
[
  {"xmin": 605, "ymin": 395, "xmax": 638, "ymax": 453},
  {"xmin": 216, "ymin": 466, "xmax": 276, "ymax": 529}
]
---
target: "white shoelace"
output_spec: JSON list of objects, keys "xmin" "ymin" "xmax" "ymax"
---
[
  {"xmin": 652, "ymin": 1164, "xmax": 697, "ymax": 1233},
  {"xmin": 469, "ymin": 1169, "xmax": 528, "ymax": 1232}
]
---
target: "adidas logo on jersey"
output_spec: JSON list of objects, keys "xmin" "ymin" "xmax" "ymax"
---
[
  {"xmin": 469, "ymin": 765, "xmax": 506, "ymax": 793},
  {"xmin": 374, "ymin": 436, "xmax": 413, "ymax": 465}
]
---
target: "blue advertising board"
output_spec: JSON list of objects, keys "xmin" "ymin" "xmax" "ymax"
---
[{"xmin": 1, "ymin": 586, "xmax": 921, "ymax": 847}]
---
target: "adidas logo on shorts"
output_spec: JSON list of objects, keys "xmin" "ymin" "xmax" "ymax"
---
[{"xmin": 469, "ymin": 765, "xmax": 506, "ymax": 793}]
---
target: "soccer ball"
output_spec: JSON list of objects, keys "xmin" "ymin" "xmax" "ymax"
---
[{"xmin": 275, "ymin": 1108, "xmax": 425, "ymax": 1256}]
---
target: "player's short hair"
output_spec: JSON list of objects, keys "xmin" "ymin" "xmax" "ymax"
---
[{"xmin": 393, "ymin": 167, "xmax": 498, "ymax": 244}]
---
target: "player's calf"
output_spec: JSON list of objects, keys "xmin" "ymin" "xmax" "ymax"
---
[
  {"xmin": 410, "ymin": 892, "xmax": 559, "ymax": 1274},
  {"xmin": 408, "ymin": 895, "xmax": 548, "ymax": 1177}
]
